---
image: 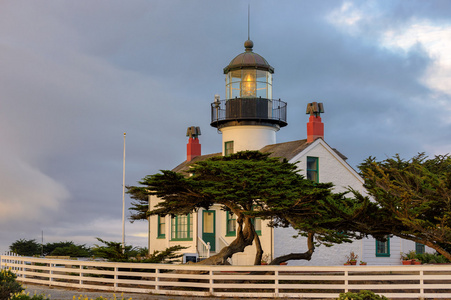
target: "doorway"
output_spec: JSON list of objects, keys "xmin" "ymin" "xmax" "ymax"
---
[{"xmin": 202, "ymin": 210, "xmax": 216, "ymax": 252}]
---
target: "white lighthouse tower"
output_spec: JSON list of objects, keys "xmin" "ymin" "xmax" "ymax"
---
[{"xmin": 211, "ymin": 40, "xmax": 287, "ymax": 155}]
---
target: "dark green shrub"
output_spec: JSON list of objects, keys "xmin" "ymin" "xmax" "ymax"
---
[
  {"xmin": 416, "ymin": 252, "xmax": 450, "ymax": 264},
  {"xmin": 92, "ymin": 238, "xmax": 185, "ymax": 263},
  {"xmin": 337, "ymin": 290, "xmax": 388, "ymax": 300},
  {"xmin": 0, "ymin": 269, "xmax": 24, "ymax": 300},
  {"xmin": 9, "ymin": 239, "xmax": 41, "ymax": 256}
]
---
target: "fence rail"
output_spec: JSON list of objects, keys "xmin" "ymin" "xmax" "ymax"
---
[{"xmin": 2, "ymin": 254, "xmax": 451, "ymax": 299}]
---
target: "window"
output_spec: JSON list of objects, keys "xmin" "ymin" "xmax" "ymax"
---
[
  {"xmin": 171, "ymin": 214, "xmax": 193, "ymax": 240},
  {"xmin": 226, "ymin": 212, "xmax": 236, "ymax": 236},
  {"xmin": 416, "ymin": 242, "xmax": 425, "ymax": 254},
  {"xmin": 376, "ymin": 236, "xmax": 390, "ymax": 257},
  {"xmin": 251, "ymin": 217, "xmax": 262, "ymax": 236},
  {"xmin": 225, "ymin": 141, "xmax": 234, "ymax": 156},
  {"xmin": 307, "ymin": 157, "xmax": 319, "ymax": 182},
  {"xmin": 157, "ymin": 215, "xmax": 165, "ymax": 239}
]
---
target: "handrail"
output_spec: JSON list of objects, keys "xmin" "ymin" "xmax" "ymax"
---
[
  {"xmin": 197, "ymin": 237, "xmax": 210, "ymax": 258},
  {"xmin": 211, "ymin": 98, "xmax": 287, "ymax": 127}
]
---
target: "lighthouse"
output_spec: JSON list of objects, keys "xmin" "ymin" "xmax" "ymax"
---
[{"xmin": 210, "ymin": 40, "xmax": 287, "ymax": 155}]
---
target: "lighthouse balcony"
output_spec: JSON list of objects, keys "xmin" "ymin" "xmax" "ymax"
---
[{"xmin": 211, "ymin": 97, "xmax": 287, "ymax": 129}]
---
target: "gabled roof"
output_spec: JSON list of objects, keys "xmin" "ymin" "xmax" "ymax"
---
[
  {"xmin": 172, "ymin": 152, "xmax": 221, "ymax": 173},
  {"xmin": 172, "ymin": 138, "xmax": 347, "ymax": 173},
  {"xmin": 259, "ymin": 139, "xmax": 310, "ymax": 161}
]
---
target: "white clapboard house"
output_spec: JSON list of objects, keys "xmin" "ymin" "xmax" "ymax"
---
[{"xmin": 147, "ymin": 40, "xmax": 433, "ymax": 265}]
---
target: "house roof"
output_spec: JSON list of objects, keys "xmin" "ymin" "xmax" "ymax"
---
[
  {"xmin": 172, "ymin": 152, "xmax": 222, "ymax": 173},
  {"xmin": 259, "ymin": 139, "xmax": 310, "ymax": 161},
  {"xmin": 172, "ymin": 138, "xmax": 348, "ymax": 173}
]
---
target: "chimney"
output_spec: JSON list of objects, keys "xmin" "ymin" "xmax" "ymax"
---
[
  {"xmin": 306, "ymin": 102, "xmax": 324, "ymax": 143},
  {"xmin": 186, "ymin": 126, "xmax": 201, "ymax": 161}
]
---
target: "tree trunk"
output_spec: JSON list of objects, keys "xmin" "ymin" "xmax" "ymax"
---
[
  {"xmin": 197, "ymin": 216, "xmax": 255, "ymax": 265},
  {"xmin": 269, "ymin": 232, "xmax": 315, "ymax": 265},
  {"xmin": 253, "ymin": 227, "xmax": 263, "ymax": 265}
]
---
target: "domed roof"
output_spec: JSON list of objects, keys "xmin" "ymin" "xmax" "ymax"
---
[{"xmin": 223, "ymin": 40, "xmax": 274, "ymax": 74}]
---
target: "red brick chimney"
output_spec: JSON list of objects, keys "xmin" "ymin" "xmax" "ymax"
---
[
  {"xmin": 186, "ymin": 126, "xmax": 201, "ymax": 161},
  {"xmin": 306, "ymin": 102, "xmax": 324, "ymax": 143}
]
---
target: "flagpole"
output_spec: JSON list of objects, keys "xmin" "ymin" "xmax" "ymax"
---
[{"xmin": 122, "ymin": 132, "xmax": 126, "ymax": 253}]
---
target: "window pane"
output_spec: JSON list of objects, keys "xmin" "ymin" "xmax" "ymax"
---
[
  {"xmin": 416, "ymin": 242, "xmax": 425, "ymax": 254},
  {"xmin": 158, "ymin": 215, "xmax": 165, "ymax": 237},
  {"xmin": 171, "ymin": 215, "xmax": 192, "ymax": 240},
  {"xmin": 307, "ymin": 157, "xmax": 319, "ymax": 182},
  {"xmin": 203, "ymin": 211, "xmax": 214, "ymax": 233},
  {"xmin": 307, "ymin": 157, "xmax": 317, "ymax": 170},
  {"xmin": 254, "ymin": 218, "xmax": 262, "ymax": 232},
  {"xmin": 227, "ymin": 212, "xmax": 236, "ymax": 235},
  {"xmin": 376, "ymin": 236, "xmax": 390, "ymax": 257},
  {"xmin": 225, "ymin": 141, "xmax": 234, "ymax": 156}
]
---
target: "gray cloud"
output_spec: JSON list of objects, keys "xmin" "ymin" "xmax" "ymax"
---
[{"xmin": 1, "ymin": 0, "xmax": 450, "ymax": 252}]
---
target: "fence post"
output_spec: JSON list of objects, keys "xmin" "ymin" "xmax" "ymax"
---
[
  {"xmin": 50, "ymin": 263, "xmax": 55, "ymax": 286},
  {"xmin": 114, "ymin": 266, "xmax": 118, "ymax": 291},
  {"xmin": 79, "ymin": 264, "xmax": 84, "ymax": 285},
  {"xmin": 274, "ymin": 268, "xmax": 279, "ymax": 297},
  {"xmin": 22, "ymin": 257, "xmax": 26, "ymax": 279},
  {"xmin": 419, "ymin": 268, "xmax": 424, "ymax": 298},
  {"xmin": 155, "ymin": 268, "xmax": 160, "ymax": 291},
  {"xmin": 344, "ymin": 269, "xmax": 349, "ymax": 293},
  {"xmin": 209, "ymin": 268, "xmax": 213, "ymax": 294}
]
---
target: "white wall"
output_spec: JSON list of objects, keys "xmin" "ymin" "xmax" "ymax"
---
[
  {"xmin": 221, "ymin": 125, "xmax": 277, "ymax": 155},
  {"xmin": 274, "ymin": 226, "xmax": 361, "ymax": 266},
  {"xmin": 274, "ymin": 140, "xmax": 366, "ymax": 265}
]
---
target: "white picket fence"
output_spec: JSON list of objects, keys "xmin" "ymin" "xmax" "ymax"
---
[{"xmin": 2, "ymin": 253, "xmax": 451, "ymax": 299}]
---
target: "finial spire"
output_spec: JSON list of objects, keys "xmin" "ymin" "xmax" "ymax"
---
[{"xmin": 248, "ymin": 4, "xmax": 250, "ymax": 41}]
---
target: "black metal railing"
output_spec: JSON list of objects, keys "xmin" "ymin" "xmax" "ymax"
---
[{"xmin": 211, "ymin": 98, "xmax": 287, "ymax": 127}]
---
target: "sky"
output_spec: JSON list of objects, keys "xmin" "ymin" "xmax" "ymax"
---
[{"xmin": 1, "ymin": 0, "xmax": 451, "ymax": 253}]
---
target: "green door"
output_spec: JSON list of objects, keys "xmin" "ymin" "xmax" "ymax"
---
[{"xmin": 202, "ymin": 210, "xmax": 216, "ymax": 252}]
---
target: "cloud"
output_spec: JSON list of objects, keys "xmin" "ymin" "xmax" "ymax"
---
[
  {"xmin": 0, "ymin": 151, "xmax": 69, "ymax": 223},
  {"xmin": 1, "ymin": 0, "xmax": 450, "ymax": 253}
]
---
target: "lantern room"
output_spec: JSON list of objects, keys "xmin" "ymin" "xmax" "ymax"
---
[
  {"xmin": 224, "ymin": 40, "xmax": 273, "ymax": 99},
  {"xmin": 211, "ymin": 40, "xmax": 287, "ymax": 130}
]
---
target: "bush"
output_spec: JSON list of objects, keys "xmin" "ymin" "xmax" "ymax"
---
[
  {"xmin": 9, "ymin": 239, "xmax": 41, "ymax": 256},
  {"xmin": 416, "ymin": 252, "xmax": 450, "ymax": 264},
  {"xmin": 10, "ymin": 292, "xmax": 50, "ymax": 300},
  {"xmin": 337, "ymin": 290, "xmax": 388, "ymax": 300},
  {"xmin": 0, "ymin": 269, "xmax": 24, "ymax": 300},
  {"xmin": 92, "ymin": 238, "xmax": 185, "ymax": 263}
]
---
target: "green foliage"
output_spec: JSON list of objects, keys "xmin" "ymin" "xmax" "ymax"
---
[
  {"xmin": 92, "ymin": 238, "xmax": 184, "ymax": 263},
  {"xmin": 126, "ymin": 185, "xmax": 149, "ymax": 223},
  {"xmin": 0, "ymin": 269, "xmax": 24, "ymax": 300},
  {"xmin": 44, "ymin": 241, "xmax": 91, "ymax": 257},
  {"xmin": 416, "ymin": 252, "xmax": 450, "ymax": 264},
  {"xmin": 337, "ymin": 290, "xmax": 388, "ymax": 300},
  {"xmin": 10, "ymin": 239, "xmax": 92, "ymax": 258},
  {"xmin": 91, "ymin": 238, "xmax": 134, "ymax": 261},
  {"xmin": 10, "ymin": 292, "xmax": 50, "ymax": 300},
  {"xmin": 134, "ymin": 245, "xmax": 186, "ymax": 264},
  {"xmin": 9, "ymin": 239, "xmax": 41, "ymax": 256},
  {"xmin": 355, "ymin": 153, "xmax": 451, "ymax": 259},
  {"xmin": 128, "ymin": 150, "xmax": 369, "ymax": 265}
]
